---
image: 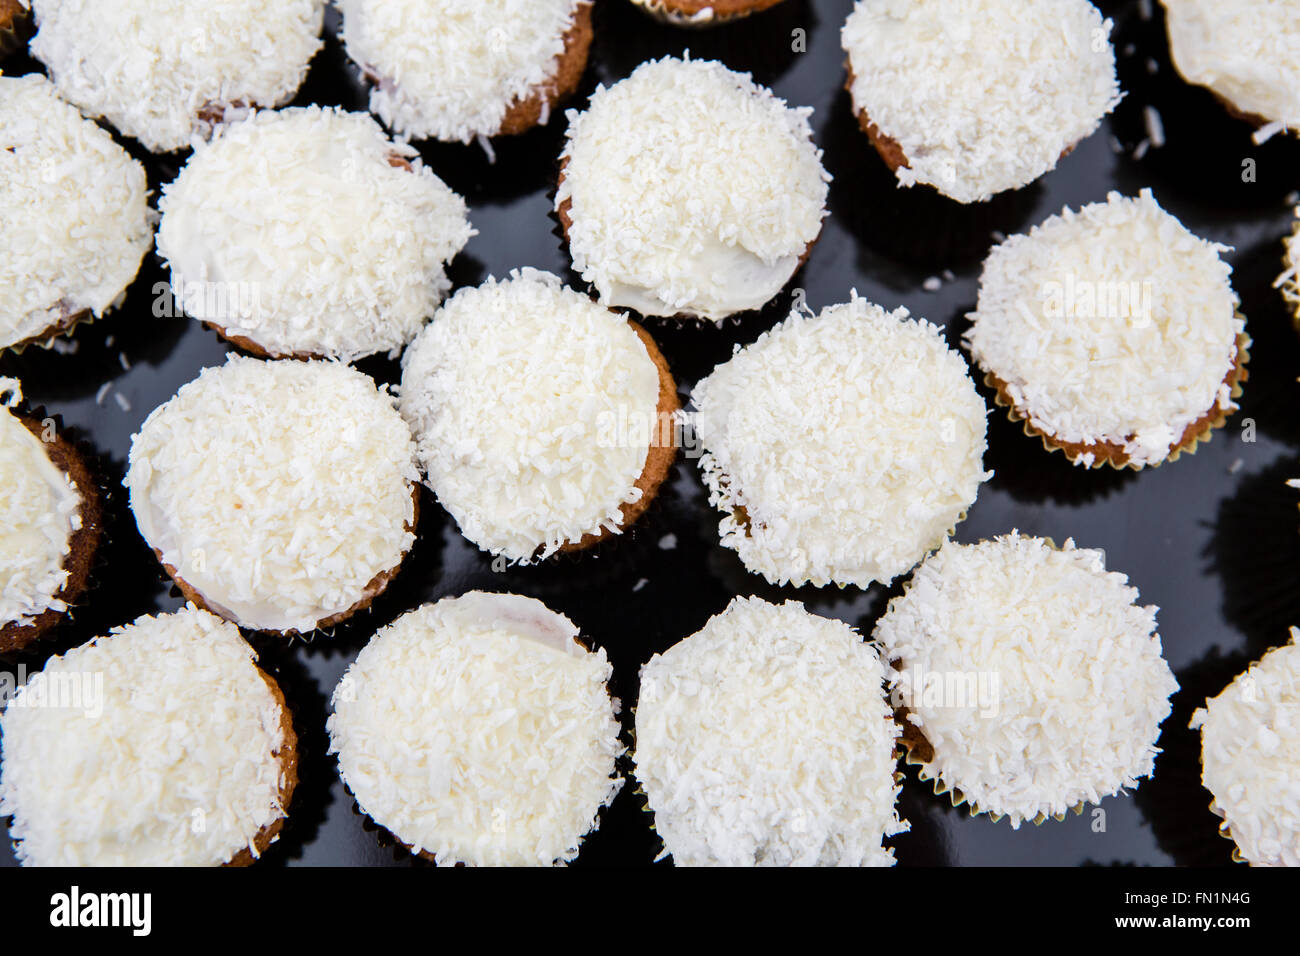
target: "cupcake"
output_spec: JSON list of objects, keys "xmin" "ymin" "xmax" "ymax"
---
[
  {"xmin": 126, "ymin": 356, "xmax": 419, "ymax": 636},
  {"xmin": 26, "ymin": 0, "xmax": 324, "ymax": 151},
  {"xmin": 0, "ymin": 606, "xmax": 297, "ymax": 866},
  {"xmin": 1, "ymin": 74, "xmax": 152, "ymax": 353},
  {"xmin": 0, "ymin": 378, "xmax": 100, "ymax": 654},
  {"xmin": 1161, "ymin": 0, "xmax": 1300, "ymax": 140},
  {"xmin": 1190, "ymin": 630, "xmax": 1300, "ymax": 866},
  {"xmin": 399, "ymin": 269, "xmax": 678, "ymax": 563},
  {"xmin": 634, "ymin": 596, "xmax": 907, "ymax": 866},
  {"xmin": 337, "ymin": 0, "xmax": 592, "ymax": 142},
  {"xmin": 556, "ymin": 56, "xmax": 829, "ymax": 321},
  {"xmin": 629, "ymin": 0, "xmax": 786, "ymax": 26},
  {"xmin": 874, "ymin": 533, "xmax": 1179, "ymax": 827},
  {"xmin": 1279, "ymin": 212, "xmax": 1300, "ymax": 330},
  {"xmin": 157, "ymin": 107, "xmax": 474, "ymax": 361},
  {"xmin": 0, "ymin": 0, "xmax": 28, "ymax": 55},
  {"xmin": 840, "ymin": 0, "xmax": 1120, "ymax": 204},
  {"xmin": 690, "ymin": 294, "xmax": 990, "ymax": 589},
  {"xmin": 966, "ymin": 189, "xmax": 1249, "ymax": 469},
  {"xmin": 328, "ymin": 591, "xmax": 623, "ymax": 866}
]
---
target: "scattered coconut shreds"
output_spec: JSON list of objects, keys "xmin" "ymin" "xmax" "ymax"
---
[
  {"xmin": 0, "ymin": 607, "xmax": 288, "ymax": 866},
  {"xmin": 1144, "ymin": 105, "xmax": 1166, "ymax": 148},
  {"xmin": 1190, "ymin": 630, "xmax": 1300, "ymax": 866},
  {"xmin": 49, "ymin": 339, "xmax": 79, "ymax": 355},
  {"xmin": 1228, "ymin": 458, "xmax": 1245, "ymax": 475},
  {"xmin": 874, "ymin": 533, "xmax": 1178, "ymax": 827},
  {"xmin": 1146, "ymin": 58, "xmax": 1159, "ymax": 75},
  {"xmin": 1139, "ymin": 0, "xmax": 1153, "ymax": 20},
  {"xmin": 1254, "ymin": 120, "xmax": 1287, "ymax": 145},
  {"xmin": 113, "ymin": 392, "xmax": 131, "ymax": 413},
  {"xmin": 327, "ymin": 592, "xmax": 623, "ymax": 866},
  {"xmin": 1110, "ymin": 135, "xmax": 1125, "ymax": 154},
  {"xmin": 632, "ymin": 578, "xmax": 647, "ymax": 592},
  {"xmin": 634, "ymin": 595, "xmax": 907, "ymax": 866},
  {"xmin": 942, "ymin": 269, "xmax": 955, "ymax": 282},
  {"xmin": 1132, "ymin": 139, "xmax": 1151, "ymax": 161},
  {"xmin": 658, "ymin": 533, "xmax": 677, "ymax": 551},
  {"xmin": 94, "ymin": 383, "xmax": 111, "ymax": 406},
  {"xmin": 922, "ymin": 276, "xmax": 942, "ymax": 292},
  {"xmin": 118, "ymin": 351, "xmax": 130, "ymax": 371}
]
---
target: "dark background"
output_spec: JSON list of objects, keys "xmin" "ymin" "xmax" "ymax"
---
[{"xmin": 2, "ymin": 0, "xmax": 1299, "ymax": 867}]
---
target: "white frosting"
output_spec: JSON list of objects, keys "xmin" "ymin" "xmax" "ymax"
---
[
  {"xmin": 126, "ymin": 356, "xmax": 418, "ymax": 633},
  {"xmin": 841, "ymin": 0, "xmax": 1120, "ymax": 203},
  {"xmin": 156, "ymin": 107, "xmax": 473, "ymax": 361},
  {"xmin": 328, "ymin": 591, "xmax": 623, "ymax": 866},
  {"xmin": 399, "ymin": 269, "xmax": 662, "ymax": 563},
  {"xmin": 635, "ymin": 596, "xmax": 907, "ymax": 866},
  {"xmin": 0, "ymin": 606, "xmax": 290, "ymax": 866},
  {"xmin": 0, "ymin": 74, "xmax": 152, "ymax": 350},
  {"xmin": 1162, "ymin": 0, "xmax": 1300, "ymax": 132},
  {"xmin": 874, "ymin": 534, "xmax": 1178, "ymax": 827},
  {"xmin": 0, "ymin": 381, "xmax": 81, "ymax": 628},
  {"xmin": 966, "ymin": 189, "xmax": 1245, "ymax": 467},
  {"xmin": 337, "ymin": 0, "xmax": 583, "ymax": 142},
  {"xmin": 1191, "ymin": 631, "xmax": 1300, "ymax": 867},
  {"xmin": 691, "ymin": 295, "xmax": 990, "ymax": 588},
  {"xmin": 26, "ymin": 0, "xmax": 324, "ymax": 152},
  {"xmin": 556, "ymin": 56, "xmax": 828, "ymax": 321}
]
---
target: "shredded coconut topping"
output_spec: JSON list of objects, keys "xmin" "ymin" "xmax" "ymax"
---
[
  {"xmin": 126, "ymin": 356, "xmax": 418, "ymax": 633},
  {"xmin": 0, "ymin": 606, "xmax": 289, "ymax": 866},
  {"xmin": 635, "ymin": 596, "xmax": 907, "ymax": 866},
  {"xmin": 1191, "ymin": 630, "xmax": 1300, "ymax": 867},
  {"xmin": 157, "ymin": 107, "xmax": 473, "ymax": 361},
  {"xmin": 399, "ymin": 269, "xmax": 661, "ymax": 562},
  {"xmin": 337, "ymin": 0, "xmax": 582, "ymax": 142},
  {"xmin": 966, "ymin": 190, "xmax": 1244, "ymax": 467},
  {"xmin": 328, "ymin": 591, "xmax": 623, "ymax": 866},
  {"xmin": 874, "ymin": 534, "xmax": 1178, "ymax": 827},
  {"xmin": 0, "ymin": 381, "xmax": 80, "ymax": 627},
  {"xmin": 1162, "ymin": 0, "xmax": 1300, "ymax": 132},
  {"xmin": 0, "ymin": 74, "xmax": 152, "ymax": 349},
  {"xmin": 556, "ymin": 56, "xmax": 829, "ymax": 320},
  {"xmin": 691, "ymin": 294, "xmax": 990, "ymax": 588},
  {"xmin": 841, "ymin": 0, "xmax": 1120, "ymax": 203},
  {"xmin": 27, "ymin": 0, "xmax": 324, "ymax": 152}
]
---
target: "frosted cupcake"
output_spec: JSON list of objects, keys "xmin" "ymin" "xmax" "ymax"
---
[
  {"xmin": 634, "ymin": 596, "xmax": 907, "ymax": 866},
  {"xmin": 0, "ymin": 606, "xmax": 297, "ymax": 866},
  {"xmin": 26, "ymin": 0, "xmax": 324, "ymax": 152},
  {"xmin": 966, "ymin": 190, "xmax": 1248, "ymax": 469},
  {"xmin": 1161, "ymin": 0, "xmax": 1300, "ymax": 140},
  {"xmin": 1190, "ymin": 631, "xmax": 1300, "ymax": 866},
  {"xmin": 691, "ymin": 294, "xmax": 990, "ymax": 588},
  {"xmin": 126, "ymin": 357, "xmax": 419, "ymax": 635},
  {"xmin": 399, "ymin": 269, "xmax": 678, "ymax": 563},
  {"xmin": 841, "ymin": 0, "xmax": 1120, "ymax": 204},
  {"xmin": 337, "ymin": 0, "xmax": 592, "ymax": 141},
  {"xmin": 629, "ymin": 0, "xmax": 786, "ymax": 26},
  {"xmin": 1, "ymin": 74, "xmax": 152, "ymax": 352},
  {"xmin": 328, "ymin": 591, "xmax": 622, "ymax": 866},
  {"xmin": 874, "ymin": 534, "xmax": 1179, "ymax": 827},
  {"xmin": 0, "ymin": 378, "xmax": 100, "ymax": 653},
  {"xmin": 157, "ymin": 107, "xmax": 473, "ymax": 361},
  {"xmin": 556, "ymin": 56, "xmax": 828, "ymax": 321}
]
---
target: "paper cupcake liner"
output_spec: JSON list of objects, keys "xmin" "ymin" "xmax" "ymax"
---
[
  {"xmin": 0, "ymin": 399, "xmax": 105, "ymax": 657},
  {"xmin": 1278, "ymin": 226, "xmax": 1300, "ymax": 334},
  {"xmin": 627, "ymin": 0, "xmax": 785, "ymax": 27},
  {"xmin": 1203, "ymin": 797, "xmax": 1251, "ymax": 866},
  {"xmin": 983, "ymin": 329, "xmax": 1251, "ymax": 471},
  {"xmin": 4, "ymin": 305, "xmax": 97, "ymax": 357}
]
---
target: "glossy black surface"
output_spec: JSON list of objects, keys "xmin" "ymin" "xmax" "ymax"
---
[{"xmin": 3, "ymin": 0, "xmax": 1300, "ymax": 867}]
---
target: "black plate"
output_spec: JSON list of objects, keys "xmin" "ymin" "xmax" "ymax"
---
[{"xmin": 3, "ymin": 0, "xmax": 1300, "ymax": 867}]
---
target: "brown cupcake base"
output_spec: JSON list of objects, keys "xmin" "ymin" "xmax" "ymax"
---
[
  {"xmin": 0, "ymin": 415, "xmax": 103, "ymax": 655},
  {"xmin": 223, "ymin": 668, "xmax": 299, "ymax": 866},
  {"xmin": 5, "ymin": 302, "xmax": 94, "ymax": 356},
  {"xmin": 0, "ymin": 0, "xmax": 28, "ymax": 57},
  {"xmin": 154, "ymin": 487, "xmax": 420, "ymax": 638},
  {"xmin": 557, "ymin": 320, "xmax": 680, "ymax": 553},
  {"xmin": 629, "ymin": 0, "xmax": 786, "ymax": 26},
  {"xmin": 983, "ymin": 331, "xmax": 1251, "ymax": 471},
  {"xmin": 497, "ymin": 2, "xmax": 593, "ymax": 136}
]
